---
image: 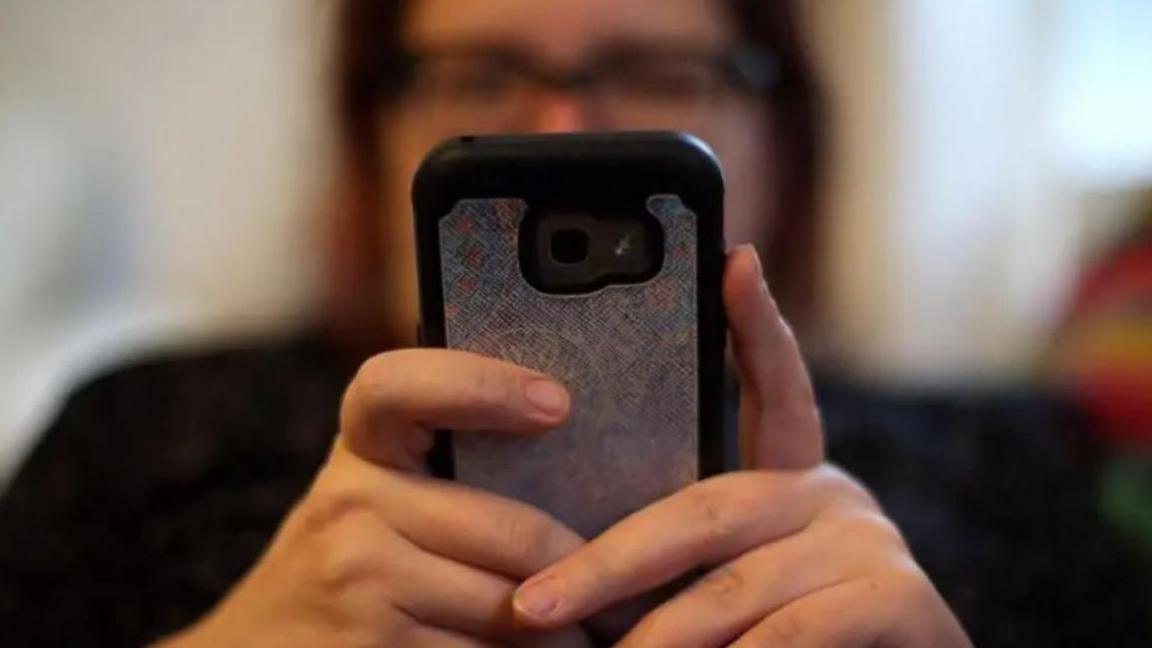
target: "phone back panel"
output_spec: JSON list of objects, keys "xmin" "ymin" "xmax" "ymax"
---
[{"xmin": 439, "ymin": 195, "xmax": 698, "ymax": 537}]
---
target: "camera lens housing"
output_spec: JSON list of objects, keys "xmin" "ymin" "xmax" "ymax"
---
[{"xmin": 521, "ymin": 207, "xmax": 664, "ymax": 294}]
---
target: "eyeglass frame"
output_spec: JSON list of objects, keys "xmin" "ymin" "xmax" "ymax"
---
[{"xmin": 372, "ymin": 42, "xmax": 782, "ymax": 102}]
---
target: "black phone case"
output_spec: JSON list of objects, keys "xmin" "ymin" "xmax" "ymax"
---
[{"xmin": 413, "ymin": 132, "xmax": 727, "ymax": 537}]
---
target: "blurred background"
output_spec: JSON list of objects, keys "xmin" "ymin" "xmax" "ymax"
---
[{"xmin": 2, "ymin": 0, "xmax": 1151, "ymax": 486}]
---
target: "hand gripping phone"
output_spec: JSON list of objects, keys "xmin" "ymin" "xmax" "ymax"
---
[{"xmin": 412, "ymin": 131, "xmax": 727, "ymax": 538}]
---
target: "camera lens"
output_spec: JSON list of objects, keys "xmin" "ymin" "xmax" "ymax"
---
[{"xmin": 551, "ymin": 228, "xmax": 590, "ymax": 264}]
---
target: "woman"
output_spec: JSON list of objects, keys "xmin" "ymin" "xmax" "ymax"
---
[{"xmin": 0, "ymin": 0, "xmax": 1138, "ymax": 645}]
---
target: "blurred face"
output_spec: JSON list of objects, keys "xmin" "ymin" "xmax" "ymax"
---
[{"xmin": 378, "ymin": 0, "xmax": 772, "ymax": 342}]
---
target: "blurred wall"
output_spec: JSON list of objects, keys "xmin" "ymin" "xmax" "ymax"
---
[
  {"xmin": 806, "ymin": 0, "xmax": 1152, "ymax": 384},
  {"xmin": 807, "ymin": 1, "xmax": 1063, "ymax": 384},
  {"xmin": 0, "ymin": 0, "xmax": 333, "ymax": 484}
]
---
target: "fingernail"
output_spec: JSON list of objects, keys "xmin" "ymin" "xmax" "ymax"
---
[
  {"xmin": 514, "ymin": 575, "xmax": 562, "ymax": 622},
  {"xmin": 524, "ymin": 379, "xmax": 569, "ymax": 417}
]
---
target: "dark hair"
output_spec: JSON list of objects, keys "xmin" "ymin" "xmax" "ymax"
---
[{"xmin": 324, "ymin": 0, "xmax": 824, "ymax": 349}]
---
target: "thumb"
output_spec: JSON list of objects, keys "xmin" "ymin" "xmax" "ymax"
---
[{"xmin": 723, "ymin": 244, "xmax": 824, "ymax": 470}]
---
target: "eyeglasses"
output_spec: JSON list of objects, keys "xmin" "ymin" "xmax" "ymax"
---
[{"xmin": 383, "ymin": 44, "xmax": 779, "ymax": 135}]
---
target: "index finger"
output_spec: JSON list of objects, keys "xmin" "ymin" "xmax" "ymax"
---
[
  {"xmin": 510, "ymin": 470, "xmax": 845, "ymax": 628},
  {"xmin": 339, "ymin": 348, "xmax": 571, "ymax": 471}
]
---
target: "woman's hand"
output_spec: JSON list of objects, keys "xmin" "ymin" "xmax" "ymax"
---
[
  {"xmin": 159, "ymin": 350, "xmax": 591, "ymax": 648},
  {"xmin": 510, "ymin": 245, "xmax": 972, "ymax": 647}
]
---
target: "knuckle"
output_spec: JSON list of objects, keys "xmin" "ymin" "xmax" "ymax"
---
[
  {"xmin": 295, "ymin": 489, "xmax": 392, "ymax": 595},
  {"xmin": 824, "ymin": 508, "xmax": 907, "ymax": 551},
  {"xmin": 760, "ymin": 612, "xmax": 806, "ymax": 644},
  {"xmin": 298, "ymin": 485, "xmax": 385, "ymax": 535},
  {"xmin": 698, "ymin": 563, "xmax": 746, "ymax": 604},
  {"xmin": 810, "ymin": 464, "xmax": 882, "ymax": 510},
  {"xmin": 498, "ymin": 508, "xmax": 566, "ymax": 567},
  {"xmin": 355, "ymin": 353, "xmax": 406, "ymax": 403},
  {"xmin": 315, "ymin": 536, "xmax": 388, "ymax": 597},
  {"xmin": 341, "ymin": 353, "xmax": 404, "ymax": 428},
  {"xmin": 380, "ymin": 604, "xmax": 425, "ymax": 642},
  {"xmin": 686, "ymin": 480, "xmax": 745, "ymax": 539},
  {"xmin": 687, "ymin": 473, "xmax": 779, "ymax": 541},
  {"xmin": 406, "ymin": 487, "xmax": 454, "ymax": 532}
]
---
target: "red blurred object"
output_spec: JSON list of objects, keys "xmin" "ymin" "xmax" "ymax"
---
[{"xmin": 1056, "ymin": 226, "xmax": 1152, "ymax": 446}]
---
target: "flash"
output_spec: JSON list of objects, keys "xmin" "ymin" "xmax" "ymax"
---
[{"xmin": 614, "ymin": 233, "xmax": 634, "ymax": 257}]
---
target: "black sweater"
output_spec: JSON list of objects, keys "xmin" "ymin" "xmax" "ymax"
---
[{"xmin": 0, "ymin": 333, "xmax": 1146, "ymax": 646}]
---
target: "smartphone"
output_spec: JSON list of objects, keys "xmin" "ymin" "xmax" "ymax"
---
[{"xmin": 412, "ymin": 131, "xmax": 727, "ymax": 538}]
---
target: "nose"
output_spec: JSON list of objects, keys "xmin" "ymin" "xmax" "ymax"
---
[{"xmin": 525, "ymin": 90, "xmax": 599, "ymax": 133}]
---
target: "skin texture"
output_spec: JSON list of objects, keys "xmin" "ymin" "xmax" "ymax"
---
[{"xmin": 160, "ymin": 1, "xmax": 971, "ymax": 645}]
